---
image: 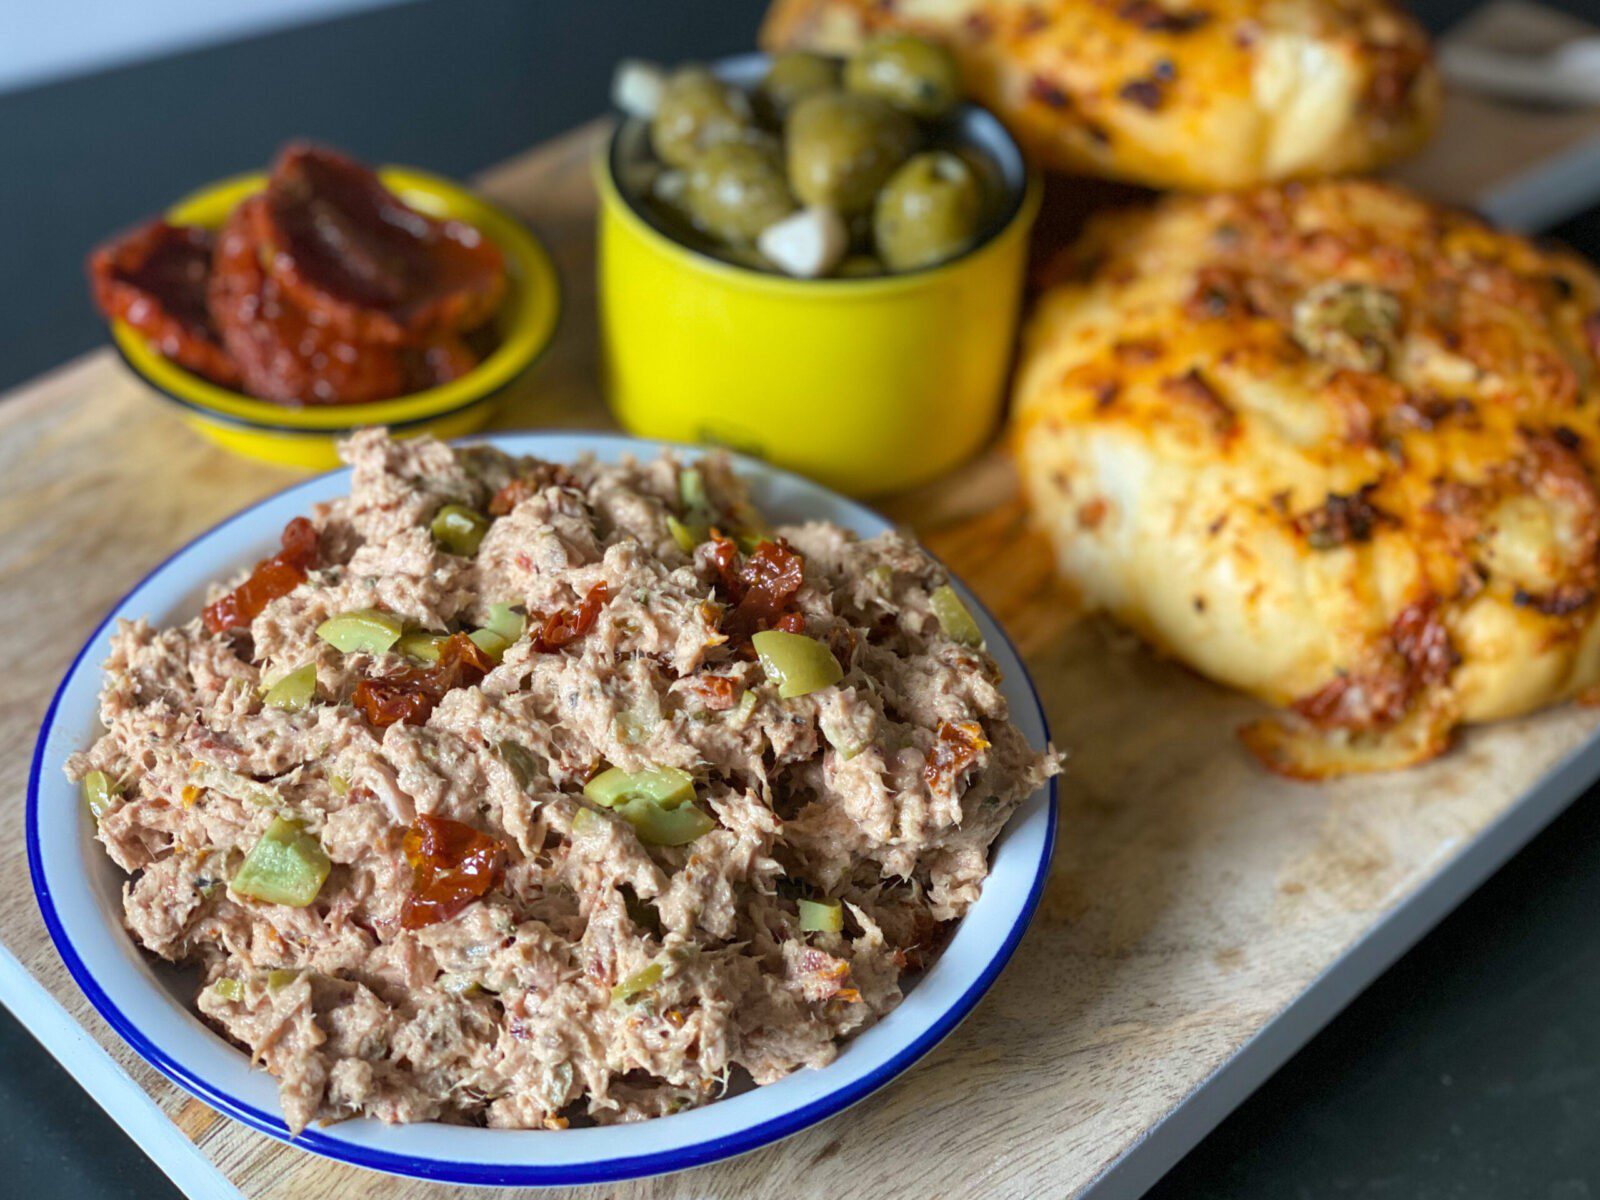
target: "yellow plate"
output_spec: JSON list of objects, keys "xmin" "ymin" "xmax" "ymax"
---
[{"xmin": 109, "ymin": 166, "xmax": 561, "ymax": 469}]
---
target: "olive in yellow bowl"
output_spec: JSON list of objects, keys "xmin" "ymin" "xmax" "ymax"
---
[{"xmin": 598, "ymin": 50, "xmax": 1039, "ymax": 496}]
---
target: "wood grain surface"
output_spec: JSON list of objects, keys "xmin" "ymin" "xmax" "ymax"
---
[{"xmin": 5, "ymin": 84, "xmax": 1600, "ymax": 1199}]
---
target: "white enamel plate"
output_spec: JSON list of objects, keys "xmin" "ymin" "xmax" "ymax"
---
[{"xmin": 28, "ymin": 433, "xmax": 1057, "ymax": 1187}]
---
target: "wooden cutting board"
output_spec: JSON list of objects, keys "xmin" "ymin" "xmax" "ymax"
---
[{"xmin": 7, "ymin": 50, "xmax": 1600, "ymax": 1199}]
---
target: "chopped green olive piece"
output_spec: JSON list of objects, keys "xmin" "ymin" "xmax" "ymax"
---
[
  {"xmin": 82, "ymin": 770, "xmax": 119, "ymax": 823},
  {"xmin": 396, "ymin": 630, "xmax": 447, "ymax": 663},
  {"xmin": 671, "ymin": 468, "xmax": 717, "ymax": 551},
  {"xmin": 483, "ymin": 603, "xmax": 527, "ymax": 642},
  {"xmin": 615, "ymin": 797, "xmax": 717, "ymax": 846},
  {"xmin": 263, "ymin": 663, "xmax": 316, "ymax": 711},
  {"xmin": 440, "ymin": 972, "xmax": 481, "ymax": 997},
  {"xmin": 582, "ymin": 767, "xmax": 715, "ymax": 845},
  {"xmin": 316, "ymin": 609, "xmax": 404, "ymax": 655},
  {"xmin": 584, "ymin": 766, "xmax": 696, "ymax": 809},
  {"xmin": 431, "ymin": 504, "xmax": 491, "ymax": 556},
  {"xmin": 468, "ymin": 628, "xmax": 512, "ymax": 661},
  {"xmin": 752, "ymin": 630, "xmax": 843, "ymax": 698},
  {"xmin": 666, "ymin": 515, "xmax": 701, "ymax": 553},
  {"xmin": 798, "ymin": 897, "xmax": 844, "ymax": 933},
  {"xmin": 678, "ymin": 468, "xmax": 710, "ymax": 514},
  {"xmin": 611, "ymin": 960, "xmax": 664, "ymax": 1006},
  {"xmin": 191, "ymin": 763, "xmax": 280, "ymax": 807},
  {"xmin": 930, "ymin": 584, "xmax": 984, "ymax": 648},
  {"xmin": 329, "ymin": 774, "xmax": 350, "ymax": 797},
  {"xmin": 266, "ymin": 968, "xmax": 300, "ymax": 992},
  {"xmin": 231, "ymin": 817, "xmax": 331, "ymax": 908},
  {"xmin": 614, "ymin": 709, "xmax": 655, "ymax": 745},
  {"xmin": 821, "ymin": 721, "xmax": 864, "ymax": 761},
  {"xmin": 571, "ymin": 807, "xmax": 605, "ymax": 837},
  {"xmin": 496, "ymin": 740, "xmax": 542, "ymax": 790},
  {"xmin": 212, "ymin": 978, "xmax": 243, "ymax": 1002}
]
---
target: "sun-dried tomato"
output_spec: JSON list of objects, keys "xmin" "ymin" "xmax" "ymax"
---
[
  {"xmin": 489, "ymin": 478, "xmax": 535, "ymax": 516},
  {"xmin": 210, "ymin": 198, "xmax": 412, "ymax": 405},
  {"xmin": 351, "ymin": 674, "xmax": 435, "ymax": 729},
  {"xmin": 689, "ymin": 674, "xmax": 739, "ymax": 711},
  {"xmin": 400, "ymin": 813, "xmax": 505, "ymax": 929},
  {"xmin": 407, "ymin": 335, "xmax": 479, "ymax": 390},
  {"xmin": 202, "ymin": 517, "xmax": 319, "ymax": 633},
  {"xmin": 705, "ymin": 533, "xmax": 741, "ymax": 591},
  {"xmin": 923, "ymin": 720, "xmax": 990, "ymax": 790},
  {"xmin": 530, "ymin": 583, "xmax": 610, "ymax": 652},
  {"xmin": 775, "ymin": 610, "xmax": 806, "ymax": 634},
  {"xmin": 1291, "ymin": 596, "xmax": 1458, "ymax": 732},
  {"xmin": 255, "ymin": 143, "xmax": 507, "ymax": 345},
  {"xmin": 352, "ymin": 632, "xmax": 494, "ymax": 728},
  {"xmin": 707, "ymin": 535, "xmax": 806, "ymax": 644},
  {"xmin": 87, "ymin": 220, "xmax": 241, "ymax": 386}
]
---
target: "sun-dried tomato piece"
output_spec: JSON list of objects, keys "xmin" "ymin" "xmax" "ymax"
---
[
  {"xmin": 530, "ymin": 583, "xmax": 610, "ymax": 652},
  {"xmin": 352, "ymin": 632, "xmax": 494, "ymax": 728},
  {"xmin": 254, "ymin": 143, "xmax": 507, "ymax": 345},
  {"xmin": 923, "ymin": 720, "xmax": 990, "ymax": 790},
  {"xmin": 1291, "ymin": 595, "xmax": 1458, "ymax": 733},
  {"xmin": 407, "ymin": 335, "xmax": 478, "ymax": 390},
  {"xmin": 209, "ymin": 198, "xmax": 411, "ymax": 405},
  {"xmin": 707, "ymin": 535, "xmax": 807, "ymax": 644},
  {"xmin": 689, "ymin": 674, "xmax": 739, "ymax": 711},
  {"xmin": 706, "ymin": 533, "xmax": 742, "ymax": 594},
  {"xmin": 488, "ymin": 478, "xmax": 534, "ymax": 516},
  {"xmin": 351, "ymin": 673, "xmax": 435, "ymax": 729},
  {"xmin": 787, "ymin": 946, "xmax": 861, "ymax": 1004},
  {"xmin": 88, "ymin": 220, "xmax": 240, "ymax": 386},
  {"xmin": 400, "ymin": 813, "xmax": 505, "ymax": 929},
  {"xmin": 202, "ymin": 517, "xmax": 319, "ymax": 633}
]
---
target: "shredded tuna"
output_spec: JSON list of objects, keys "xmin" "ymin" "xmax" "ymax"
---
[{"xmin": 70, "ymin": 430, "xmax": 1059, "ymax": 1132}]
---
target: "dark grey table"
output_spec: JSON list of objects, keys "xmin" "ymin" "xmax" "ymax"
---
[{"xmin": 5, "ymin": 2, "xmax": 1598, "ymax": 1196}]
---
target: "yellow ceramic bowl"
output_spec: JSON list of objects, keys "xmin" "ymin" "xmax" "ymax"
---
[
  {"xmin": 109, "ymin": 166, "xmax": 561, "ymax": 470},
  {"xmin": 598, "ymin": 54, "xmax": 1040, "ymax": 497}
]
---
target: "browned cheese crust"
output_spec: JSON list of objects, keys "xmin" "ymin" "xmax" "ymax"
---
[
  {"xmin": 760, "ymin": 0, "xmax": 1439, "ymax": 190},
  {"xmin": 1013, "ymin": 180, "xmax": 1600, "ymax": 777}
]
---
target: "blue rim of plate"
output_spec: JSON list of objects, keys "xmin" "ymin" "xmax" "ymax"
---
[{"xmin": 26, "ymin": 433, "xmax": 1058, "ymax": 1187}]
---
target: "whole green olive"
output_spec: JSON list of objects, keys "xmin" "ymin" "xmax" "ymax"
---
[
  {"xmin": 651, "ymin": 66, "xmax": 753, "ymax": 168},
  {"xmin": 844, "ymin": 34, "xmax": 962, "ymax": 119},
  {"xmin": 786, "ymin": 91, "xmax": 916, "ymax": 214},
  {"xmin": 760, "ymin": 52, "xmax": 841, "ymax": 120},
  {"xmin": 873, "ymin": 150, "xmax": 984, "ymax": 271},
  {"xmin": 684, "ymin": 141, "xmax": 797, "ymax": 243}
]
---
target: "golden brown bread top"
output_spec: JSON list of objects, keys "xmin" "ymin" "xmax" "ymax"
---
[
  {"xmin": 1013, "ymin": 181, "xmax": 1600, "ymax": 775},
  {"xmin": 1020, "ymin": 181, "xmax": 1600, "ymax": 503},
  {"xmin": 762, "ymin": 0, "xmax": 1440, "ymax": 189}
]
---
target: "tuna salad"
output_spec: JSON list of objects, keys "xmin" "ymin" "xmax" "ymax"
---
[{"xmin": 67, "ymin": 430, "xmax": 1057, "ymax": 1132}]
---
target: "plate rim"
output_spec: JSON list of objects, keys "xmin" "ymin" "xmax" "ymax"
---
[{"xmin": 27, "ymin": 431, "xmax": 1058, "ymax": 1187}]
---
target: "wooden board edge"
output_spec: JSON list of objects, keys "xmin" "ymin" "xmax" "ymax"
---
[
  {"xmin": 1081, "ymin": 725, "xmax": 1600, "ymax": 1199},
  {"xmin": 0, "ymin": 943, "xmax": 243, "ymax": 1200}
]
